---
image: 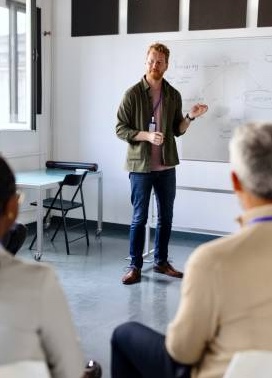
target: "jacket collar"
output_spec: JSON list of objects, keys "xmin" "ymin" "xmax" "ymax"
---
[
  {"xmin": 237, "ymin": 204, "xmax": 272, "ymax": 227},
  {"xmin": 141, "ymin": 76, "xmax": 169, "ymax": 95}
]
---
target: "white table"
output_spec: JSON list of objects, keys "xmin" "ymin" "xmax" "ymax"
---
[{"xmin": 16, "ymin": 168, "xmax": 103, "ymax": 260}]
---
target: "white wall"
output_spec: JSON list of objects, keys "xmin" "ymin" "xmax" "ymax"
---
[
  {"xmin": 0, "ymin": 0, "xmax": 53, "ymax": 224},
  {"xmin": 50, "ymin": 0, "xmax": 272, "ymax": 235},
  {"xmin": 2, "ymin": 0, "xmax": 271, "ymax": 233},
  {"xmin": 0, "ymin": 0, "xmax": 53, "ymax": 161}
]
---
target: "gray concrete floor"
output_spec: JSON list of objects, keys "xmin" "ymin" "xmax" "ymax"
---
[{"xmin": 18, "ymin": 222, "xmax": 217, "ymax": 378}]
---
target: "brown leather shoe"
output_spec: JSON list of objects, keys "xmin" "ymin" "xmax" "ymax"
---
[
  {"xmin": 122, "ymin": 268, "xmax": 141, "ymax": 285},
  {"xmin": 84, "ymin": 360, "xmax": 102, "ymax": 378},
  {"xmin": 153, "ymin": 262, "xmax": 183, "ymax": 278}
]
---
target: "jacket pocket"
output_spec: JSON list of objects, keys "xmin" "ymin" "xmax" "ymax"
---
[{"xmin": 127, "ymin": 143, "xmax": 143, "ymax": 161}]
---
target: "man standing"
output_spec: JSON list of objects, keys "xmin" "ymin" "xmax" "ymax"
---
[
  {"xmin": 116, "ymin": 43, "xmax": 208, "ymax": 284},
  {"xmin": 111, "ymin": 122, "xmax": 272, "ymax": 377}
]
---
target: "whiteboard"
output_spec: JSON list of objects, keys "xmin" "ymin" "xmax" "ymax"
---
[{"xmin": 164, "ymin": 37, "xmax": 272, "ymax": 162}]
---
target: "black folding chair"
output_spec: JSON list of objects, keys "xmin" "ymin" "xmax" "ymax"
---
[{"xmin": 29, "ymin": 171, "xmax": 89, "ymax": 255}]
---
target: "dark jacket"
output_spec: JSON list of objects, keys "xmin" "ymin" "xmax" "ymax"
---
[{"xmin": 116, "ymin": 76, "xmax": 185, "ymax": 172}]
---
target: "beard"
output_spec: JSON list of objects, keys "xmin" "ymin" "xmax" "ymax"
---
[{"xmin": 150, "ymin": 70, "xmax": 163, "ymax": 81}]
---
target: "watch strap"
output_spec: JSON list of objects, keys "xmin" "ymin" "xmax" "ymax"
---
[{"xmin": 186, "ymin": 113, "xmax": 195, "ymax": 121}]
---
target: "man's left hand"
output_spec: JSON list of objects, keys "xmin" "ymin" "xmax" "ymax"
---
[{"xmin": 189, "ymin": 103, "xmax": 208, "ymax": 119}]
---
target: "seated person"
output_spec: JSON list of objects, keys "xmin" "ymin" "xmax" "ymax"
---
[
  {"xmin": 0, "ymin": 156, "xmax": 101, "ymax": 378},
  {"xmin": 111, "ymin": 122, "xmax": 272, "ymax": 378},
  {"xmin": 2, "ymin": 222, "xmax": 27, "ymax": 255}
]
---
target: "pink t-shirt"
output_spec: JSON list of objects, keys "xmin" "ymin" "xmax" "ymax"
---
[{"xmin": 150, "ymin": 87, "xmax": 172, "ymax": 171}]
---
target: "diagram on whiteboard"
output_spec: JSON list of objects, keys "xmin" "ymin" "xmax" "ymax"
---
[{"xmin": 165, "ymin": 38, "xmax": 272, "ymax": 162}]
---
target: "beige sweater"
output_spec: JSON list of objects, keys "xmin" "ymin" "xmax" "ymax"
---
[
  {"xmin": 166, "ymin": 204, "xmax": 272, "ymax": 378},
  {"xmin": 0, "ymin": 248, "xmax": 84, "ymax": 378}
]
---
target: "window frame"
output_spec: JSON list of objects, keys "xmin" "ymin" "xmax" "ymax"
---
[{"xmin": 0, "ymin": 0, "xmax": 37, "ymax": 131}]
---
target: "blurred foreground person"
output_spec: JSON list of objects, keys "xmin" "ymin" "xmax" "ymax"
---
[
  {"xmin": 0, "ymin": 156, "xmax": 101, "ymax": 378},
  {"xmin": 111, "ymin": 122, "xmax": 272, "ymax": 378}
]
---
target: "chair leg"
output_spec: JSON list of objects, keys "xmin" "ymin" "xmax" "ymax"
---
[
  {"xmin": 62, "ymin": 215, "xmax": 70, "ymax": 255},
  {"xmin": 85, "ymin": 221, "xmax": 90, "ymax": 246},
  {"xmin": 29, "ymin": 233, "xmax": 37, "ymax": 250},
  {"xmin": 83, "ymin": 213, "xmax": 89, "ymax": 246},
  {"xmin": 29, "ymin": 208, "xmax": 52, "ymax": 250},
  {"xmin": 51, "ymin": 215, "xmax": 65, "ymax": 242},
  {"xmin": 81, "ymin": 197, "xmax": 89, "ymax": 246},
  {"xmin": 50, "ymin": 213, "xmax": 70, "ymax": 255},
  {"xmin": 51, "ymin": 208, "xmax": 71, "ymax": 242}
]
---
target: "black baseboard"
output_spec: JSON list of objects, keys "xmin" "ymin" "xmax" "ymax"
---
[{"xmin": 25, "ymin": 217, "xmax": 218, "ymax": 242}]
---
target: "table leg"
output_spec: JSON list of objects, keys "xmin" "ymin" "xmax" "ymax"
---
[
  {"xmin": 95, "ymin": 173, "xmax": 103, "ymax": 237},
  {"xmin": 35, "ymin": 187, "xmax": 43, "ymax": 260}
]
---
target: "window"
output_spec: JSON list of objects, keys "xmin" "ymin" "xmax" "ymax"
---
[{"xmin": 0, "ymin": 0, "xmax": 36, "ymax": 131}]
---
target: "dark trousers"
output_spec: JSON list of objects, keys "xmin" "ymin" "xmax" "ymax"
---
[
  {"xmin": 2, "ymin": 222, "xmax": 27, "ymax": 255},
  {"xmin": 111, "ymin": 321, "xmax": 191, "ymax": 378},
  {"xmin": 129, "ymin": 168, "xmax": 176, "ymax": 269}
]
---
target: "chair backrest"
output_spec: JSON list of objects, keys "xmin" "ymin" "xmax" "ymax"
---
[
  {"xmin": 223, "ymin": 350, "xmax": 272, "ymax": 378},
  {"xmin": 0, "ymin": 361, "xmax": 51, "ymax": 378},
  {"xmin": 59, "ymin": 171, "xmax": 88, "ymax": 202},
  {"xmin": 62, "ymin": 173, "xmax": 85, "ymax": 187}
]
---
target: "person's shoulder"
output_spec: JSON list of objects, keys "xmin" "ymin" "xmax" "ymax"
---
[
  {"xmin": 162, "ymin": 78, "xmax": 181, "ymax": 97},
  {"xmin": 130, "ymin": 78, "xmax": 144, "ymax": 90},
  {"xmin": 124, "ymin": 77, "xmax": 146, "ymax": 96},
  {"xmin": 0, "ymin": 247, "xmax": 55, "ymax": 280},
  {"xmin": 187, "ymin": 231, "xmax": 244, "ymax": 269}
]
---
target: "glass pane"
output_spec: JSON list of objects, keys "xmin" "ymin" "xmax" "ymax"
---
[
  {"xmin": 17, "ymin": 10, "xmax": 26, "ymax": 123},
  {"xmin": 0, "ymin": 7, "xmax": 10, "ymax": 125},
  {"xmin": 0, "ymin": 0, "xmax": 33, "ymax": 131}
]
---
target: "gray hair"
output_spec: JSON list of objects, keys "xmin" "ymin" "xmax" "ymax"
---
[{"xmin": 229, "ymin": 122, "xmax": 272, "ymax": 199}]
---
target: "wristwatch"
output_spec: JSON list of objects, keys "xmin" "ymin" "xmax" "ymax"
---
[{"xmin": 186, "ymin": 113, "xmax": 195, "ymax": 121}]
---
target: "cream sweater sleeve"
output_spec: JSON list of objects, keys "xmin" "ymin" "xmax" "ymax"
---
[
  {"xmin": 166, "ymin": 247, "xmax": 220, "ymax": 364},
  {"xmin": 39, "ymin": 266, "xmax": 85, "ymax": 378}
]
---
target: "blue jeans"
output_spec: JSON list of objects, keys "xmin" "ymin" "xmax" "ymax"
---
[
  {"xmin": 129, "ymin": 168, "xmax": 176, "ymax": 269},
  {"xmin": 111, "ymin": 321, "xmax": 191, "ymax": 378}
]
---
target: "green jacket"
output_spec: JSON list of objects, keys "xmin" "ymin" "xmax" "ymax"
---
[{"xmin": 116, "ymin": 76, "xmax": 185, "ymax": 172}]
